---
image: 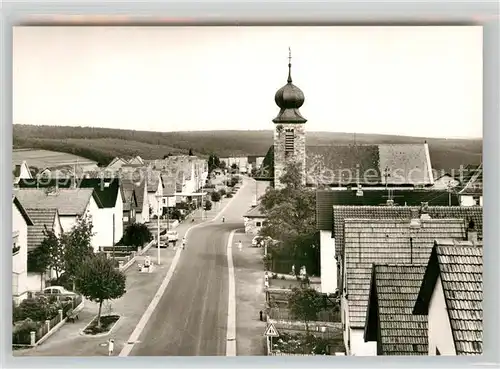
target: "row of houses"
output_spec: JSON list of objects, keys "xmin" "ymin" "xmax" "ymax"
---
[
  {"xmin": 12, "ymin": 154, "xmax": 209, "ymax": 304},
  {"xmin": 220, "ymin": 156, "xmax": 265, "ymax": 174}
]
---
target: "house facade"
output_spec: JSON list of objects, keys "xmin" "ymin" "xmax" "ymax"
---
[
  {"xmin": 25, "ymin": 208, "xmax": 63, "ymax": 291},
  {"xmin": 12, "ymin": 196, "xmax": 34, "ymax": 304},
  {"xmin": 413, "ymin": 239, "xmax": 483, "ymax": 356},
  {"xmin": 243, "ymin": 205, "xmax": 267, "ymax": 235}
]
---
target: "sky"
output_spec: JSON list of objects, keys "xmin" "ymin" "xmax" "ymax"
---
[{"xmin": 13, "ymin": 26, "xmax": 482, "ymax": 138}]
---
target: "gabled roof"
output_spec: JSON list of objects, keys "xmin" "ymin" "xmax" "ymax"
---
[
  {"xmin": 107, "ymin": 157, "xmax": 128, "ymax": 168},
  {"xmin": 365, "ymin": 264, "xmax": 428, "ymax": 355},
  {"xmin": 344, "ymin": 218, "xmax": 466, "ymax": 329},
  {"xmin": 121, "ymin": 178, "xmax": 145, "ymax": 212},
  {"xmin": 316, "ymin": 189, "xmax": 459, "ymax": 231},
  {"xmin": 17, "ymin": 178, "xmax": 119, "ymax": 208},
  {"xmin": 26, "ymin": 208, "xmax": 59, "ymax": 252},
  {"xmin": 14, "ymin": 188, "xmax": 98, "ymax": 215},
  {"xmin": 244, "ymin": 204, "xmax": 266, "ymax": 218},
  {"xmin": 306, "ymin": 144, "xmax": 433, "ymax": 186},
  {"xmin": 332, "ymin": 205, "xmax": 483, "ymax": 258},
  {"xmin": 13, "ymin": 195, "xmax": 34, "ymax": 226},
  {"xmin": 413, "ymin": 242, "xmax": 483, "ymax": 355}
]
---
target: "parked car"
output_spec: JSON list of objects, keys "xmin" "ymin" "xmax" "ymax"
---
[
  {"xmin": 161, "ymin": 230, "xmax": 179, "ymax": 244},
  {"xmin": 252, "ymin": 236, "xmax": 265, "ymax": 247},
  {"xmin": 42, "ymin": 286, "xmax": 77, "ymax": 297}
]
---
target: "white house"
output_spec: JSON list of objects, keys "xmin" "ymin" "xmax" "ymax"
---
[
  {"xmin": 14, "ymin": 187, "xmax": 103, "ymax": 251},
  {"xmin": 147, "ymin": 170, "xmax": 163, "ymax": 217},
  {"xmin": 431, "ymin": 173, "xmax": 460, "ymax": 191},
  {"xmin": 12, "ymin": 195, "xmax": 34, "ymax": 304},
  {"xmin": 413, "ymin": 238, "xmax": 483, "ymax": 356},
  {"xmin": 13, "ymin": 160, "xmax": 33, "ymax": 185},
  {"xmin": 25, "ymin": 208, "xmax": 63, "ymax": 291},
  {"xmin": 243, "ymin": 205, "xmax": 267, "ymax": 235}
]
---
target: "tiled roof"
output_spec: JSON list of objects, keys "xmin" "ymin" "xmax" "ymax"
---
[
  {"xmin": 161, "ymin": 175, "xmax": 177, "ymax": 196},
  {"xmin": 366, "ymin": 264, "xmax": 428, "ymax": 355},
  {"xmin": 306, "ymin": 144, "xmax": 432, "ymax": 186},
  {"xmin": 14, "ymin": 188, "xmax": 95, "ymax": 215},
  {"xmin": 13, "ymin": 195, "xmax": 34, "ymax": 226},
  {"xmin": 414, "ymin": 243, "xmax": 483, "ymax": 355},
  {"xmin": 244, "ymin": 204, "xmax": 266, "ymax": 218},
  {"xmin": 121, "ymin": 178, "xmax": 144, "ymax": 211},
  {"xmin": 344, "ymin": 218, "xmax": 466, "ymax": 328},
  {"xmin": 18, "ymin": 178, "xmax": 119, "ymax": 208},
  {"xmin": 316, "ymin": 189, "xmax": 460, "ymax": 231},
  {"xmin": 25, "ymin": 208, "xmax": 58, "ymax": 252},
  {"xmin": 333, "ymin": 205, "xmax": 482, "ymax": 258}
]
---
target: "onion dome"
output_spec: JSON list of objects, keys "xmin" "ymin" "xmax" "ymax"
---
[{"xmin": 273, "ymin": 48, "xmax": 307, "ymax": 124}]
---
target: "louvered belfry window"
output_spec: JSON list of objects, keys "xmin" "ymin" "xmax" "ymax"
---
[{"xmin": 285, "ymin": 129, "xmax": 294, "ymax": 157}]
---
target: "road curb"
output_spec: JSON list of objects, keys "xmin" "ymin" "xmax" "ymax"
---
[{"xmin": 226, "ymin": 229, "xmax": 237, "ymax": 356}]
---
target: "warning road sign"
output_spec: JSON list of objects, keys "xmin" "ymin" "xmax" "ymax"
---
[{"xmin": 264, "ymin": 323, "xmax": 279, "ymax": 337}]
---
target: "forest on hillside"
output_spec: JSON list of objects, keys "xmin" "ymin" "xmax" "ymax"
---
[{"xmin": 13, "ymin": 124, "xmax": 482, "ymax": 170}]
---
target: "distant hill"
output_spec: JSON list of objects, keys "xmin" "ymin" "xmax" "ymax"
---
[{"xmin": 13, "ymin": 124, "xmax": 482, "ymax": 171}]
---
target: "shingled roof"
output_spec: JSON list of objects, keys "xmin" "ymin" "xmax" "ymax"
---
[
  {"xmin": 14, "ymin": 188, "xmax": 99, "ymax": 216},
  {"xmin": 17, "ymin": 178, "xmax": 120, "ymax": 208},
  {"xmin": 344, "ymin": 218, "xmax": 466, "ymax": 329},
  {"xmin": 244, "ymin": 204, "xmax": 266, "ymax": 218},
  {"xmin": 121, "ymin": 178, "xmax": 145, "ymax": 213},
  {"xmin": 316, "ymin": 189, "xmax": 460, "ymax": 231},
  {"xmin": 413, "ymin": 242, "xmax": 483, "ymax": 355},
  {"xmin": 365, "ymin": 264, "xmax": 428, "ymax": 355},
  {"xmin": 306, "ymin": 144, "xmax": 433, "ymax": 186},
  {"xmin": 25, "ymin": 208, "xmax": 59, "ymax": 252},
  {"xmin": 333, "ymin": 205, "xmax": 483, "ymax": 258}
]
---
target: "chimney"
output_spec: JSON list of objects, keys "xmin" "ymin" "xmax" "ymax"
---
[
  {"xmin": 467, "ymin": 219, "xmax": 478, "ymax": 245},
  {"xmin": 410, "ymin": 208, "xmax": 421, "ymax": 228},
  {"xmin": 420, "ymin": 202, "xmax": 431, "ymax": 220}
]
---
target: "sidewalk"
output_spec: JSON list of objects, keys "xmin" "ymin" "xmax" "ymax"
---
[
  {"xmin": 13, "ymin": 199, "xmax": 233, "ymax": 357},
  {"xmin": 232, "ymin": 230, "xmax": 267, "ymax": 356}
]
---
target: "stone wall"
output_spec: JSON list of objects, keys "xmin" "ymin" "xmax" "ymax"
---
[{"xmin": 273, "ymin": 123, "xmax": 306, "ymax": 189}]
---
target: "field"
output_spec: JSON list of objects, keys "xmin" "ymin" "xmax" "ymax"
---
[
  {"xmin": 12, "ymin": 148, "xmax": 96, "ymax": 169},
  {"xmin": 13, "ymin": 124, "xmax": 482, "ymax": 170}
]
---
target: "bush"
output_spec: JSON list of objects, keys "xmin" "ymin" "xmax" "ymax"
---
[
  {"xmin": 12, "ymin": 318, "xmax": 40, "ymax": 345},
  {"xmin": 204, "ymin": 200, "xmax": 212, "ymax": 211},
  {"xmin": 14, "ymin": 296, "xmax": 59, "ymax": 322},
  {"xmin": 219, "ymin": 189, "xmax": 227, "ymax": 197},
  {"xmin": 121, "ymin": 223, "xmax": 153, "ymax": 250},
  {"xmin": 226, "ymin": 193, "xmax": 233, "ymax": 198},
  {"xmin": 211, "ymin": 191, "xmax": 221, "ymax": 203}
]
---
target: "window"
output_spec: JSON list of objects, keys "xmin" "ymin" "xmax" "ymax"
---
[
  {"xmin": 473, "ymin": 196, "xmax": 480, "ymax": 205},
  {"xmin": 284, "ymin": 129, "xmax": 294, "ymax": 157},
  {"xmin": 436, "ymin": 348, "xmax": 441, "ymax": 356},
  {"xmin": 256, "ymin": 222, "xmax": 262, "ymax": 227}
]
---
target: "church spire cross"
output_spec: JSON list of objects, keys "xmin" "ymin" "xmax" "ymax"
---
[{"xmin": 287, "ymin": 47, "xmax": 293, "ymax": 83}]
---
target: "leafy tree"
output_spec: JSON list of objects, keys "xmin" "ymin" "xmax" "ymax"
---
[
  {"xmin": 188, "ymin": 148, "xmax": 194, "ymax": 156},
  {"xmin": 219, "ymin": 188, "xmax": 227, "ymax": 197},
  {"xmin": 121, "ymin": 223, "xmax": 153, "ymax": 250},
  {"xmin": 204, "ymin": 200, "xmax": 212, "ymax": 211},
  {"xmin": 231, "ymin": 163, "xmax": 238, "ymax": 170},
  {"xmin": 259, "ymin": 162, "xmax": 319, "ymax": 274},
  {"xmin": 75, "ymin": 254, "xmax": 126, "ymax": 328},
  {"xmin": 288, "ymin": 287, "xmax": 324, "ymax": 333},
  {"xmin": 208, "ymin": 154, "xmax": 221, "ymax": 173},
  {"xmin": 163, "ymin": 153, "xmax": 171, "ymax": 159},
  {"xmin": 62, "ymin": 216, "xmax": 95, "ymax": 291},
  {"xmin": 211, "ymin": 191, "xmax": 221, "ymax": 203}
]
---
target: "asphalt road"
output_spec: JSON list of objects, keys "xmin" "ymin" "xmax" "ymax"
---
[{"xmin": 129, "ymin": 177, "xmax": 255, "ymax": 356}]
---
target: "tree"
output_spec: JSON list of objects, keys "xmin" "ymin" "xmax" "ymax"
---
[
  {"xmin": 231, "ymin": 163, "xmax": 238, "ymax": 170},
  {"xmin": 163, "ymin": 153, "xmax": 171, "ymax": 159},
  {"xmin": 62, "ymin": 216, "xmax": 95, "ymax": 291},
  {"xmin": 211, "ymin": 191, "xmax": 221, "ymax": 203},
  {"xmin": 208, "ymin": 154, "xmax": 221, "ymax": 173},
  {"xmin": 218, "ymin": 188, "xmax": 227, "ymax": 197},
  {"xmin": 288, "ymin": 287, "xmax": 324, "ymax": 333},
  {"xmin": 188, "ymin": 148, "xmax": 194, "ymax": 156},
  {"xmin": 27, "ymin": 227, "xmax": 65, "ymax": 288},
  {"xmin": 204, "ymin": 200, "xmax": 212, "ymax": 211},
  {"xmin": 121, "ymin": 223, "xmax": 153, "ymax": 250},
  {"xmin": 258, "ymin": 162, "xmax": 319, "ymax": 274},
  {"xmin": 75, "ymin": 254, "xmax": 126, "ymax": 328}
]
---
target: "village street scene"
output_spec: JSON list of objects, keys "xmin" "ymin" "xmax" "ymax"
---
[{"xmin": 12, "ymin": 26, "xmax": 482, "ymax": 357}]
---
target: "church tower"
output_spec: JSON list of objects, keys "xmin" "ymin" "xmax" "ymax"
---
[{"xmin": 272, "ymin": 48, "xmax": 307, "ymax": 189}]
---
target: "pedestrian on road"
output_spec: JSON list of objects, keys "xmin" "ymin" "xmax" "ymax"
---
[
  {"xmin": 108, "ymin": 339, "xmax": 114, "ymax": 356},
  {"xmin": 182, "ymin": 237, "xmax": 186, "ymax": 249},
  {"xmin": 222, "ymin": 216, "xmax": 225, "ymax": 223},
  {"xmin": 238, "ymin": 241, "xmax": 242, "ymax": 251},
  {"xmin": 259, "ymin": 310, "xmax": 263, "ymax": 321}
]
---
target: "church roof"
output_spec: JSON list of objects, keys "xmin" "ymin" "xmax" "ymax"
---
[{"xmin": 306, "ymin": 143, "xmax": 434, "ymax": 186}]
